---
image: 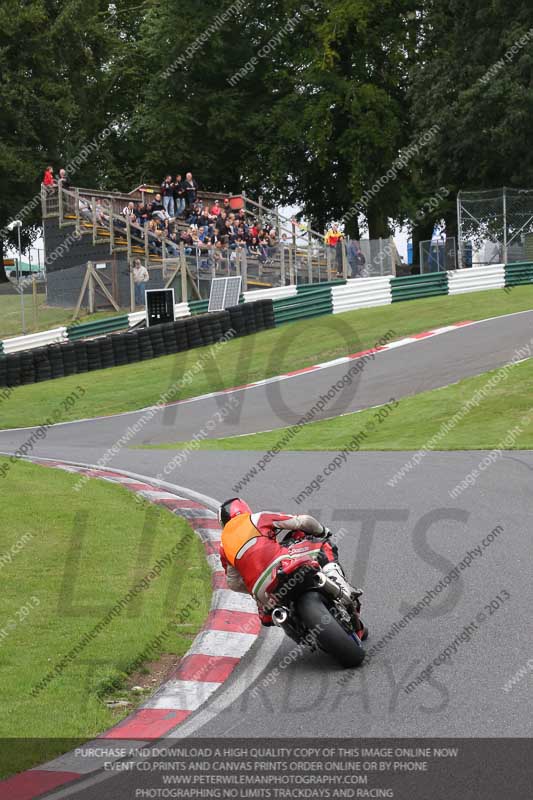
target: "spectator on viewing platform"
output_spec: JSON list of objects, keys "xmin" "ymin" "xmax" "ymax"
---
[
  {"xmin": 138, "ymin": 200, "xmax": 152, "ymax": 226},
  {"xmin": 211, "ymin": 199, "xmax": 221, "ymax": 216},
  {"xmin": 132, "ymin": 259, "xmax": 149, "ymax": 306},
  {"xmin": 183, "ymin": 172, "xmax": 198, "ymax": 209},
  {"xmin": 42, "ymin": 166, "xmax": 55, "ymax": 188},
  {"xmin": 79, "ymin": 197, "xmax": 92, "ymax": 222},
  {"xmin": 95, "ymin": 201, "xmax": 108, "ymax": 226},
  {"xmin": 151, "ymin": 193, "xmax": 170, "ymax": 222},
  {"xmin": 173, "ymin": 174, "xmax": 186, "ymax": 217},
  {"xmin": 122, "ymin": 201, "xmax": 135, "ymax": 218},
  {"xmin": 161, "ymin": 175, "xmax": 175, "ymax": 217},
  {"xmin": 57, "ymin": 168, "xmax": 70, "ymax": 189},
  {"xmin": 347, "ymin": 239, "xmax": 366, "ymax": 278}
]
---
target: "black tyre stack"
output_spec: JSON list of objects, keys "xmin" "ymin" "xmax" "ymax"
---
[
  {"xmin": 160, "ymin": 322, "xmax": 179, "ymax": 355},
  {"xmin": 173, "ymin": 320, "xmax": 189, "ymax": 352},
  {"xmin": 62, "ymin": 342, "xmax": 78, "ymax": 376},
  {"xmin": 111, "ymin": 333, "xmax": 129, "ymax": 367},
  {"xmin": 227, "ymin": 304, "xmax": 246, "ymax": 337},
  {"xmin": 137, "ymin": 328, "xmax": 154, "ymax": 361},
  {"xmin": 184, "ymin": 316, "xmax": 203, "ymax": 349},
  {"xmin": 74, "ymin": 340, "xmax": 89, "ymax": 373},
  {"xmin": 86, "ymin": 339, "xmax": 102, "ymax": 371},
  {"xmin": 0, "ymin": 298, "xmax": 278, "ymax": 387},
  {"xmin": 0, "ymin": 354, "xmax": 7, "ymax": 388},
  {"xmin": 48, "ymin": 345, "xmax": 65, "ymax": 380},
  {"xmin": 34, "ymin": 347, "xmax": 52, "ymax": 383},
  {"xmin": 197, "ymin": 314, "xmax": 214, "ymax": 346},
  {"xmin": 125, "ymin": 331, "xmax": 141, "ymax": 364},
  {"xmin": 98, "ymin": 337, "xmax": 115, "ymax": 370},
  {"xmin": 242, "ymin": 302, "xmax": 257, "ymax": 335},
  {"xmin": 20, "ymin": 350, "xmax": 36, "ymax": 385},
  {"xmin": 261, "ymin": 298, "xmax": 276, "ymax": 328},
  {"xmin": 147, "ymin": 324, "xmax": 165, "ymax": 358}
]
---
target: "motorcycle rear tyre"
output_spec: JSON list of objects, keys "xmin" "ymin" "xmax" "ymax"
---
[{"xmin": 296, "ymin": 591, "xmax": 365, "ymax": 668}]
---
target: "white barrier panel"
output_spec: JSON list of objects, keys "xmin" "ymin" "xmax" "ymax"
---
[
  {"xmin": 331, "ymin": 277, "xmax": 392, "ymax": 314},
  {"xmin": 448, "ymin": 265, "xmax": 505, "ymax": 295},
  {"xmin": 243, "ymin": 286, "xmax": 297, "ymax": 302},
  {"xmin": 128, "ymin": 302, "xmax": 190, "ymax": 328},
  {"xmin": 2, "ymin": 326, "xmax": 68, "ymax": 354}
]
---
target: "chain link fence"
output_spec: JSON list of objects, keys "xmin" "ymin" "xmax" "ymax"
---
[{"xmin": 458, "ymin": 188, "xmax": 533, "ymax": 266}]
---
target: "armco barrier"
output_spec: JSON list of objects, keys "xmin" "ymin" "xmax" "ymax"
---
[
  {"xmin": 448, "ymin": 264, "xmax": 505, "ymax": 295},
  {"xmin": 391, "ymin": 271, "xmax": 448, "ymax": 302},
  {"xmin": 1, "ymin": 326, "xmax": 68, "ymax": 354},
  {"xmin": 273, "ymin": 284, "xmax": 333, "ymax": 325},
  {"xmin": 3, "ymin": 267, "xmax": 533, "ymax": 357},
  {"xmin": 67, "ymin": 315, "xmax": 129, "ymax": 341},
  {"xmin": 505, "ymin": 261, "xmax": 533, "ymax": 288},
  {"xmin": 331, "ymin": 277, "xmax": 392, "ymax": 314}
]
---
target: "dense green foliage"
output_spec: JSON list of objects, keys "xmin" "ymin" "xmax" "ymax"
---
[{"xmin": 2, "ymin": 0, "xmax": 533, "ymax": 275}]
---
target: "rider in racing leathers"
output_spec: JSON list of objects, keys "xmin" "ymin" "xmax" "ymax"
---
[{"xmin": 218, "ymin": 497, "xmax": 365, "ymax": 633}]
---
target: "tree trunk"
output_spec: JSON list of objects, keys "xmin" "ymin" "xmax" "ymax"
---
[
  {"xmin": 344, "ymin": 213, "xmax": 360, "ymax": 240},
  {"xmin": 367, "ymin": 205, "xmax": 391, "ymax": 239},
  {"xmin": 411, "ymin": 217, "xmax": 436, "ymax": 273}
]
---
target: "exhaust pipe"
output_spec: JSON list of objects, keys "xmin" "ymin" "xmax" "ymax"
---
[
  {"xmin": 315, "ymin": 571, "xmax": 343, "ymax": 600},
  {"xmin": 272, "ymin": 607, "xmax": 289, "ymax": 626}
]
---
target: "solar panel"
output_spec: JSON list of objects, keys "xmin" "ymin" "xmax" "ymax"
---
[{"xmin": 208, "ymin": 276, "xmax": 242, "ymax": 311}]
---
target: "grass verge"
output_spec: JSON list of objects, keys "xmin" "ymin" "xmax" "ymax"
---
[
  {"xmin": 1, "ymin": 285, "xmax": 533, "ymax": 430},
  {"xmin": 0, "ymin": 460, "xmax": 211, "ymax": 778},
  {"xmin": 0, "ymin": 292, "xmax": 117, "ymax": 340},
  {"xmin": 141, "ymin": 359, "xmax": 533, "ymax": 452}
]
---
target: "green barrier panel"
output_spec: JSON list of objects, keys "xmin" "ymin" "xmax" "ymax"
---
[
  {"xmin": 67, "ymin": 315, "xmax": 129, "ymax": 341},
  {"xmin": 273, "ymin": 289, "xmax": 333, "ymax": 325},
  {"xmin": 505, "ymin": 262, "xmax": 533, "ymax": 287},
  {"xmin": 188, "ymin": 299, "xmax": 209, "ymax": 315},
  {"xmin": 391, "ymin": 272, "xmax": 448, "ymax": 302}
]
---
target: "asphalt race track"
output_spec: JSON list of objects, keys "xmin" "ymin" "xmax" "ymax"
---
[
  {"xmin": 1, "ymin": 311, "xmax": 532, "ymax": 798},
  {"xmin": 1, "ymin": 309, "xmax": 533, "ymax": 456}
]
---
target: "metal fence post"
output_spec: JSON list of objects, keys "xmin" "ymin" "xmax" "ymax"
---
[
  {"xmin": 180, "ymin": 242, "xmax": 188, "ymax": 303},
  {"xmin": 242, "ymin": 248, "xmax": 248, "ymax": 291},
  {"xmin": 503, "ymin": 186, "xmax": 508, "ymax": 264}
]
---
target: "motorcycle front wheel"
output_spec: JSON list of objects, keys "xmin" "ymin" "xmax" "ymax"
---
[{"xmin": 296, "ymin": 590, "xmax": 366, "ymax": 668}]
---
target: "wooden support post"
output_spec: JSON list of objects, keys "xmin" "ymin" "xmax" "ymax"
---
[
  {"xmin": 75, "ymin": 188, "xmax": 80, "ymax": 234},
  {"xmin": 280, "ymin": 245, "xmax": 286, "ymax": 286},
  {"xmin": 92, "ymin": 198, "xmax": 97, "ymax": 245},
  {"xmin": 126, "ymin": 214, "xmax": 132, "ymax": 263},
  {"xmin": 72, "ymin": 262, "xmax": 93, "ymax": 321},
  {"xmin": 109, "ymin": 208, "xmax": 115, "ymax": 254},
  {"xmin": 130, "ymin": 263, "xmax": 135, "ymax": 312},
  {"xmin": 307, "ymin": 244, "xmax": 313, "ymax": 284},
  {"xmin": 88, "ymin": 266, "xmax": 95, "ymax": 313},
  {"xmin": 288, "ymin": 246, "xmax": 294, "ymax": 285}
]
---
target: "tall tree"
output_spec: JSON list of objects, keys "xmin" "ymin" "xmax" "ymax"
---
[{"xmin": 0, "ymin": 0, "xmax": 135, "ymax": 280}]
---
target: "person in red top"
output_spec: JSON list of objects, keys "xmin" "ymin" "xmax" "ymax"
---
[
  {"xmin": 210, "ymin": 200, "xmax": 221, "ymax": 216},
  {"xmin": 218, "ymin": 497, "xmax": 360, "ymax": 627},
  {"xmin": 42, "ymin": 166, "xmax": 55, "ymax": 187}
]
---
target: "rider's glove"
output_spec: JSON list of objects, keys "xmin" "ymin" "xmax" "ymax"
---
[{"xmin": 321, "ymin": 525, "xmax": 333, "ymax": 538}]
